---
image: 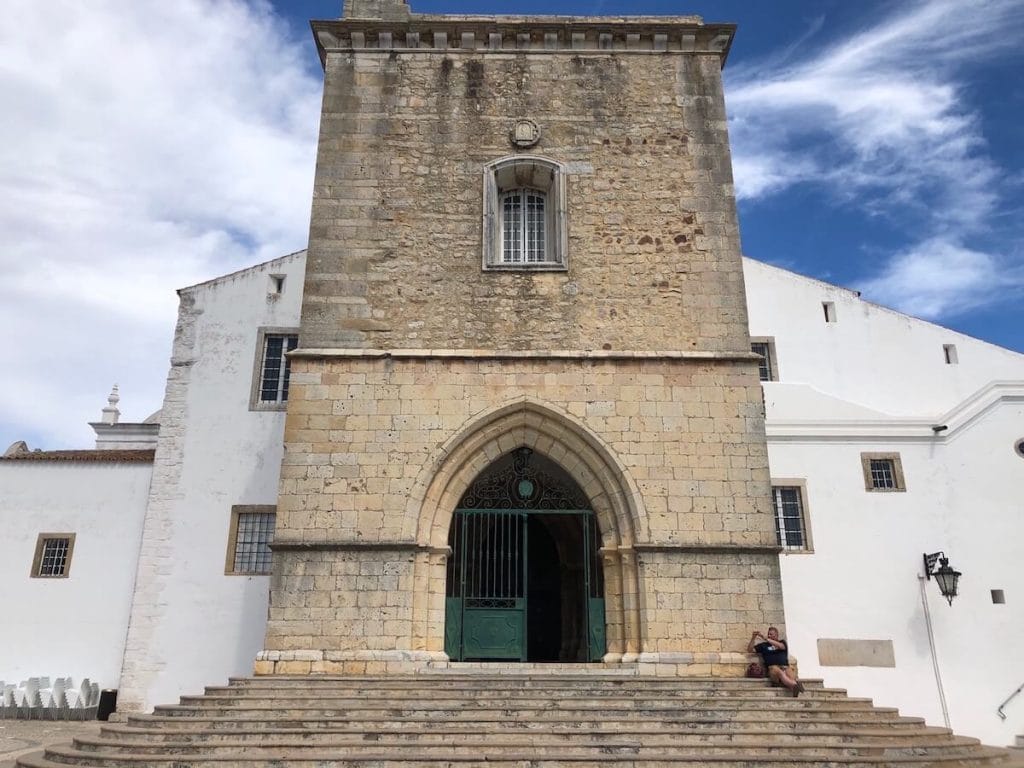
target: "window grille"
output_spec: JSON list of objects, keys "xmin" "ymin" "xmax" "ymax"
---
[
  {"xmin": 751, "ymin": 342, "xmax": 773, "ymax": 382},
  {"xmin": 771, "ymin": 487, "xmax": 805, "ymax": 549},
  {"xmin": 259, "ymin": 334, "xmax": 298, "ymax": 403},
  {"xmin": 37, "ymin": 537, "xmax": 71, "ymax": 576},
  {"xmin": 232, "ymin": 511, "xmax": 276, "ymax": 574},
  {"xmin": 869, "ymin": 459, "xmax": 896, "ymax": 489},
  {"xmin": 501, "ymin": 188, "xmax": 547, "ymax": 264}
]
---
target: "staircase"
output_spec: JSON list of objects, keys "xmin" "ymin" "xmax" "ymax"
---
[{"xmin": 17, "ymin": 672, "xmax": 1024, "ymax": 767}]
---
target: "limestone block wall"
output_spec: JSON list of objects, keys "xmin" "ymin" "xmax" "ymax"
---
[
  {"xmin": 263, "ymin": 352, "xmax": 785, "ymax": 669},
  {"xmin": 302, "ymin": 28, "xmax": 748, "ymax": 355},
  {"xmin": 267, "ymin": 549, "xmax": 415, "ymax": 661},
  {"xmin": 638, "ymin": 551, "xmax": 783, "ymax": 654}
]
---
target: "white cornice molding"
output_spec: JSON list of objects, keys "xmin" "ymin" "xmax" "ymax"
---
[{"xmin": 766, "ymin": 381, "xmax": 1024, "ymax": 443}]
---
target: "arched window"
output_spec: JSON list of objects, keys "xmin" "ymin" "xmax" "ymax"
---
[{"xmin": 483, "ymin": 156, "xmax": 567, "ymax": 270}]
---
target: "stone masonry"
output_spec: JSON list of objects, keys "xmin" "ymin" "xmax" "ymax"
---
[{"xmin": 259, "ymin": 0, "xmax": 786, "ymax": 677}]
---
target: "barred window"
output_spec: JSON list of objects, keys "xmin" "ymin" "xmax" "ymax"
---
[
  {"xmin": 226, "ymin": 506, "xmax": 276, "ymax": 575},
  {"xmin": 870, "ymin": 460, "xmax": 895, "ymax": 489},
  {"xmin": 259, "ymin": 334, "xmax": 298, "ymax": 403},
  {"xmin": 251, "ymin": 329, "xmax": 299, "ymax": 410},
  {"xmin": 483, "ymin": 156, "xmax": 566, "ymax": 270},
  {"xmin": 771, "ymin": 487, "xmax": 807, "ymax": 550},
  {"xmin": 31, "ymin": 534, "xmax": 76, "ymax": 578},
  {"xmin": 501, "ymin": 189, "xmax": 547, "ymax": 264},
  {"xmin": 751, "ymin": 342, "xmax": 773, "ymax": 382},
  {"xmin": 861, "ymin": 453, "xmax": 906, "ymax": 492}
]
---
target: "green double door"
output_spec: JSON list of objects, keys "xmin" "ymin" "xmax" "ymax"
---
[{"xmin": 444, "ymin": 508, "xmax": 605, "ymax": 662}]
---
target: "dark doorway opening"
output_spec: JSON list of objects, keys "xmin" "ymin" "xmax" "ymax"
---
[{"xmin": 444, "ymin": 448, "xmax": 605, "ymax": 662}]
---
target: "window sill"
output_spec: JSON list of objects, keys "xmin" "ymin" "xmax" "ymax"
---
[
  {"xmin": 483, "ymin": 262, "xmax": 568, "ymax": 272},
  {"xmin": 249, "ymin": 401, "xmax": 288, "ymax": 412}
]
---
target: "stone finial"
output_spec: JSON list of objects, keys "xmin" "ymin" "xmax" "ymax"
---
[
  {"xmin": 343, "ymin": 0, "xmax": 410, "ymax": 20},
  {"xmin": 101, "ymin": 384, "xmax": 121, "ymax": 425},
  {"xmin": 3, "ymin": 440, "xmax": 29, "ymax": 458}
]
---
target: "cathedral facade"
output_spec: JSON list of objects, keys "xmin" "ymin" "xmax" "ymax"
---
[{"xmin": 4, "ymin": 0, "xmax": 1023, "ymax": 749}]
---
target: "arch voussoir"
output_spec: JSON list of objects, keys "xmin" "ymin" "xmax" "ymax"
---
[{"xmin": 407, "ymin": 396, "xmax": 646, "ymax": 663}]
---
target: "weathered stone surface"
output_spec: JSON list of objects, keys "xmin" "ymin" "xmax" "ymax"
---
[
  {"xmin": 270, "ymin": 7, "xmax": 784, "ymax": 669},
  {"xmin": 300, "ymin": 45, "xmax": 748, "ymax": 354}
]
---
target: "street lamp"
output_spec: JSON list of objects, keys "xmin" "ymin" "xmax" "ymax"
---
[{"xmin": 923, "ymin": 551, "xmax": 961, "ymax": 606}]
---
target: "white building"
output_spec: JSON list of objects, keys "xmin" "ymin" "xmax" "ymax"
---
[
  {"xmin": 0, "ymin": 389, "xmax": 155, "ymax": 691},
  {"xmin": 2, "ymin": 251, "xmax": 1021, "ymax": 747}
]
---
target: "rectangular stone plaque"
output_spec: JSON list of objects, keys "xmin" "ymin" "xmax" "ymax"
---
[{"xmin": 817, "ymin": 638, "xmax": 896, "ymax": 668}]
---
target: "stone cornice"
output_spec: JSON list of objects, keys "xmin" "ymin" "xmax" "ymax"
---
[
  {"xmin": 271, "ymin": 539, "xmax": 449, "ymax": 555},
  {"xmin": 311, "ymin": 18, "xmax": 735, "ymax": 68},
  {"xmin": 633, "ymin": 543, "xmax": 782, "ymax": 556},
  {"xmin": 290, "ymin": 348, "xmax": 760, "ymax": 363}
]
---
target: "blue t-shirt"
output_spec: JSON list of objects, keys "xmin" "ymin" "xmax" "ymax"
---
[{"xmin": 755, "ymin": 639, "xmax": 789, "ymax": 667}]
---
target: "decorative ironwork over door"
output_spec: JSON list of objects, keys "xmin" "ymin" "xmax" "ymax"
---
[{"xmin": 444, "ymin": 448, "xmax": 605, "ymax": 662}]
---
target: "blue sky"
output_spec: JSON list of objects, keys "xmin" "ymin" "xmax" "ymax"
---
[{"xmin": 1, "ymin": 0, "xmax": 1022, "ymax": 448}]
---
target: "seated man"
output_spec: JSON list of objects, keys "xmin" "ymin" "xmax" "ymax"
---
[{"xmin": 748, "ymin": 626, "xmax": 805, "ymax": 697}]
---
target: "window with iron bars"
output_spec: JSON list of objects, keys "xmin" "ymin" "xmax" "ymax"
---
[
  {"xmin": 751, "ymin": 341, "xmax": 776, "ymax": 382},
  {"xmin": 771, "ymin": 487, "xmax": 807, "ymax": 550},
  {"xmin": 258, "ymin": 333, "xmax": 298, "ymax": 404},
  {"xmin": 500, "ymin": 188, "xmax": 547, "ymax": 264},
  {"xmin": 226, "ymin": 507, "xmax": 276, "ymax": 575},
  {"xmin": 483, "ymin": 156, "xmax": 566, "ymax": 270},
  {"xmin": 31, "ymin": 534, "xmax": 75, "ymax": 578},
  {"xmin": 861, "ymin": 452, "xmax": 906, "ymax": 492}
]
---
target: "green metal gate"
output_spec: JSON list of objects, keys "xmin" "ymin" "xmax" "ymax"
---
[{"xmin": 444, "ymin": 448, "xmax": 605, "ymax": 662}]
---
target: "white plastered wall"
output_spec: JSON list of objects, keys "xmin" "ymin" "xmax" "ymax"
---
[
  {"xmin": 744, "ymin": 257, "xmax": 1024, "ymax": 417},
  {"xmin": 0, "ymin": 461, "xmax": 152, "ymax": 687},
  {"xmin": 117, "ymin": 251, "xmax": 306, "ymax": 712},
  {"xmin": 745, "ymin": 257, "xmax": 1024, "ymax": 746}
]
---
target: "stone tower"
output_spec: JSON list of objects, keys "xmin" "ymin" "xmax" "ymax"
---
[{"xmin": 257, "ymin": 0, "xmax": 785, "ymax": 676}]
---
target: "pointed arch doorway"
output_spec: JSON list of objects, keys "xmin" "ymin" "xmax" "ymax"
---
[{"xmin": 444, "ymin": 447, "xmax": 606, "ymax": 662}]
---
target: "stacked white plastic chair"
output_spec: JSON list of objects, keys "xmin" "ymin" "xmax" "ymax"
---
[{"xmin": 0, "ymin": 675, "xmax": 100, "ymax": 720}]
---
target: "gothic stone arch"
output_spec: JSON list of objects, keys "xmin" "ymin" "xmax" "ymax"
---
[{"xmin": 407, "ymin": 397, "xmax": 647, "ymax": 661}]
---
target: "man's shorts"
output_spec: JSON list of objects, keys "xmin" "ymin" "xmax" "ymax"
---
[{"xmin": 767, "ymin": 664, "xmax": 794, "ymax": 684}]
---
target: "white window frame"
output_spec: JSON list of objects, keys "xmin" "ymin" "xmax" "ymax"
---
[
  {"xmin": 770, "ymin": 482, "xmax": 812, "ymax": 553},
  {"xmin": 499, "ymin": 187, "xmax": 548, "ymax": 264},
  {"xmin": 249, "ymin": 328, "xmax": 299, "ymax": 411},
  {"xmin": 483, "ymin": 155, "xmax": 567, "ymax": 270}
]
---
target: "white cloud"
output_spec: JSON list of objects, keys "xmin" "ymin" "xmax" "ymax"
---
[
  {"xmin": 726, "ymin": 0, "xmax": 1022, "ymax": 225},
  {"xmin": 726, "ymin": 0, "xmax": 1024, "ymax": 321},
  {"xmin": 857, "ymin": 239, "xmax": 1024, "ymax": 319},
  {"xmin": 0, "ymin": 0, "xmax": 321, "ymax": 448}
]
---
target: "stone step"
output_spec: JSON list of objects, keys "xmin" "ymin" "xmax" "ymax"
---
[
  {"xmin": 70, "ymin": 735, "xmax": 991, "ymax": 758},
  {"xmin": 125, "ymin": 711, "xmax": 931, "ymax": 732},
  {"xmin": 86, "ymin": 727, "xmax": 973, "ymax": 750},
  {"xmin": 195, "ymin": 692, "xmax": 843, "ymax": 704},
  {"xmin": 18, "ymin": 674, "xmax": 1024, "ymax": 768},
  {"xmin": 136, "ymin": 709, "xmax": 918, "ymax": 730},
  {"xmin": 20, "ymin": 744, "xmax": 1024, "ymax": 767},
  {"xmin": 228, "ymin": 674, "xmax": 828, "ymax": 689},
  {"xmin": 177, "ymin": 692, "xmax": 854, "ymax": 709},
  {"xmin": 151, "ymin": 700, "xmax": 891, "ymax": 719}
]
